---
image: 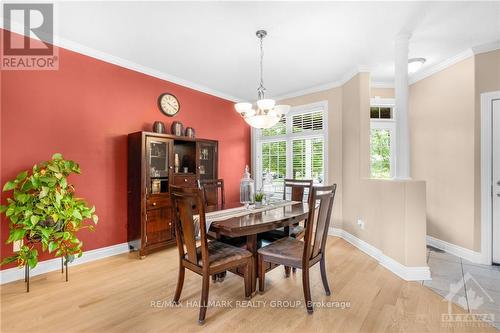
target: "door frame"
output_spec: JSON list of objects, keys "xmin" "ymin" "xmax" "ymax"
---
[{"xmin": 481, "ymin": 91, "xmax": 500, "ymax": 265}]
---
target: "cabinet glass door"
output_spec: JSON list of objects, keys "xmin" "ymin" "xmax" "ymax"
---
[
  {"xmin": 146, "ymin": 137, "xmax": 172, "ymax": 194},
  {"xmin": 197, "ymin": 142, "xmax": 217, "ymax": 180}
]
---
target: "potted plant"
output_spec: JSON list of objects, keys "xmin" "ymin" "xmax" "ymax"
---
[
  {"xmin": 0, "ymin": 153, "xmax": 98, "ymax": 273},
  {"xmin": 254, "ymin": 191, "xmax": 265, "ymax": 208}
]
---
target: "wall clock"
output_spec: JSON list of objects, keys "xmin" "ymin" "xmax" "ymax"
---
[{"xmin": 158, "ymin": 93, "xmax": 180, "ymax": 117}]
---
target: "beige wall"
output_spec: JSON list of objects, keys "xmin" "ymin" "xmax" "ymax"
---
[
  {"xmin": 342, "ymin": 74, "xmax": 427, "ymax": 266},
  {"xmin": 280, "ymin": 88, "xmax": 343, "ymax": 227},
  {"xmin": 474, "ymin": 49, "xmax": 500, "ymax": 248},
  {"xmin": 409, "ymin": 49, "xmax": 500, "ymax": 252},
  {"xmin": 371, "ymin": 87, "xmax": 395, "ymax": 98},
  {"xmin": 278, "ymin": 50, "xmax": 499, "ymax": 261},
  {"xmin": 409, "ymin": 57, "xmax": 477, "ymax": 250},
  {"xmin": 281, "ymin": 74, "xmax": 428, "ymax": 267}
]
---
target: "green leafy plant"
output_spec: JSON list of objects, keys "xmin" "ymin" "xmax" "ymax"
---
[
  {"xmin": 0, "ymin": 153, "xmax": 98, "ymax": 269},
  {"xmin": 254, "ymin": 192, "xmax": 265, "ymax": 203}
]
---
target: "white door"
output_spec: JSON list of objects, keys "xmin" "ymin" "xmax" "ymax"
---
[{"xmin": 493, "ymin": 99, "xmax": 500, "ymax": 264}]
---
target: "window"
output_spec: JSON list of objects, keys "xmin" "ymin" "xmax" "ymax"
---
[
  {"xmin": 254, "ymin": 102, "xmax": 328, "ymax": 195},
  {"xmin": 370, "ymin": 128, "xmax": 392, "ymax": 178},
  {"xmin": 370, "ymin": 106, "xmax": 392, "ymax": 119},
  {"xmin": 369, "ymin": 99, "xmax": 396, "ymax": 179},
  {"xmin": 261, "ymin": 118, "xmax": 286, "ymax": 137},
  {"xmin": 292, "ymin": 138, "xmax": 324, "ymax": 183},
  {"xmin": 260, "ymin": 141, "xmax": 286, "ymax": 193}
]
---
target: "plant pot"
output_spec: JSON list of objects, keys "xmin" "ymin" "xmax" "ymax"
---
[{"xmin": 255, "ymin": 202, "xmax": 262, "ymax": 208}]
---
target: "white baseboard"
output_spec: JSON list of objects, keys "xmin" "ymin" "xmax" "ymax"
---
[
  {"xmin": 3, "ymin": 231, "xmax": 440, "ymax": 284},
  {"xmin": 0, "ymin": 242, "xmax": 131, "ymax": 285},
  {"xmin": 329, "ymin": 227, "xmax": 431, "ymax": 281},
  {"xmin": 426, "ymin": 235, "xmax": 487, "ymax": 265}
]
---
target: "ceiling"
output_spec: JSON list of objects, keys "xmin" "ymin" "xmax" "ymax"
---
[{"xmin": 7, "ymin": 1, "xmax": 500, "ymax": 101}]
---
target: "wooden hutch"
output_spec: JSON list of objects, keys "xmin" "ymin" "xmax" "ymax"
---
[{"xmin": 127, "ymin": 131, "xmax": 218, "ymax": 257}]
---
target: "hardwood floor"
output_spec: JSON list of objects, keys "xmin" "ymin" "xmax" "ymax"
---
[{"xmin": 1, "ymin": 236, "xmax": 496, "ymax": 333}]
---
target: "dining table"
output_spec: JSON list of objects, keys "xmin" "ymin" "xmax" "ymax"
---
[{"xmin": 207, "ymin": 201, "xmax": 310, "ymax": 294}]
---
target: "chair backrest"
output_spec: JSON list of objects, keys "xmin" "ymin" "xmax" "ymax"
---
[
  {"xmin": 302, "ymin": 184, "xmax": 337, "ymax": 263},
  {"xmin": 198, "ymin": 179, "xmax": 225, "ymax": 212},
  {"xmin": 283, "ymin": 179, "xmax": 313, "ymax": 202},
  {"xmin": 170, "ymin": 185, "xmax": 209, "ymax": 268}
]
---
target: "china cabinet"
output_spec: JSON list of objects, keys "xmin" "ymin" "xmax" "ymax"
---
[{"xmin": 127, "ymin": 131, "xmax": 218, "ymax": 257}]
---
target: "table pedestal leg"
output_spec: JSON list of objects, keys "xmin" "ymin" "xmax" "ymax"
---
[{"xmin": 246, "ymin": 234, "xmax": 258, "ymax": 294}]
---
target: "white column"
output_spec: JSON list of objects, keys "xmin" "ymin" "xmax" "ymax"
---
[{"xmin": 394, "ymin": 34, "xmax": 411, "ymax": 179}]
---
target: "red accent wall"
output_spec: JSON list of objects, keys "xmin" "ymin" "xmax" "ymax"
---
[{"xmin": 0, "ymin": 32, "xmax": 250, "ymax": 269}]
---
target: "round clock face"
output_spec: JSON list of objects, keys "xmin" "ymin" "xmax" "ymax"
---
[{"xmin": 158, "ymin": 93, "xmax": 180, "ymax": 116}]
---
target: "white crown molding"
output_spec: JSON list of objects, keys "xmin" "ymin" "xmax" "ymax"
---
[
  {"xmin": 272, "ymin": 80, "xmax": 342, "ymax": 102},
  {"xmin": 374, "ymin": 40, "xmax": 500, "ymax": 88},
  {"xmin": 409, "ymin": 40, "xmax": 500, "ymax": 85},
  {"xmin": 273, "ymin": 65, "xmax": 370, "ymax": 102},
  {"xmin": 1, "ymin": 27, "xmax": 242, "ymax": 102},
  {"xmin": 472, "ymin": 40, "xmax": 500, "ymax": 55},
  {"xmin": 371, "ymin": 81, "xmax": 394, "ymax": 89},
  {"xmin": 0, "ymin": 242, "xmax": 130, "ymax": 285},
  {"xmin": 426, "ymin": 235, "xmax": 487, "ymax": 265},
  {"xmin": 409, "ymin": 48, "xmax": 474, "ymax": 85},
  {"xmin": 4, "ymin": 17, "xmax": 498, "ymax": 105},
  {"xmin": 329, "ymin": 227, "xmax": 431, "ymax": 281}
]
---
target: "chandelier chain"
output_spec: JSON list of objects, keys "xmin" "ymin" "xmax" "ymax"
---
[
  {"xmin": 258, "ymin": 34, "xmax": 265, "ymax": 99},
  {"xmin": 260, "ymin": 36, "xmax": 264, "ymax": 90}
]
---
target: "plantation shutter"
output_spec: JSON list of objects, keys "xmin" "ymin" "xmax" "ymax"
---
[
  {"xmin": 292, "ymin": 111, "xmax": 323, "ymax": 133},
  {"xmin": 255, "ymin": 103, "xmax": 327, "ymax": 193},
  {"xmin": 292, "ymin": 138, "xmax": 324, "ymax": 184}
]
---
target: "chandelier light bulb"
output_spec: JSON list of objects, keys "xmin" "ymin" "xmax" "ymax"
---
[
  {"xmin": 235, "ymin": 102, "xmax": 252, "ymax": 113},
  {"xmin": 257, "ymin": 99, "xmax": 276, "ymax": 110}
]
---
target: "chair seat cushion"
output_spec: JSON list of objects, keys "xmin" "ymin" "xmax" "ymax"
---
[
  {"xmin": 191, "ymin": 241, "xmax": 252, "ymax": 268},
  {"xmin": 257, "ymin": 237, "xmax": 304, "ymax": 267}
]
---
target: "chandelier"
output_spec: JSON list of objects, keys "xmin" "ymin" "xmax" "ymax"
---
[{"xmin": 234, "ymin": 30, "xmax": 290, "ymax": 129}]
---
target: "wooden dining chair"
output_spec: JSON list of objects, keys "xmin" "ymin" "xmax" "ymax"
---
[
  {"xmin": 260, "ymin": 179, "xmax": 313, "ymax": 241},
  {"xmin": 198, "ymin": 179, "xmax": 225, "ymax": 212},
  {"xmin": 170, "ymin": 185, "xmax": 253, "ymax": 324},
  {"xmin": 198, "ymin": 178, "xmax": 238, "ymax": 282},
  {"xmin": 257, "ymin": 184, "xmax": 337, "ymax": 314},
  {"xmin": 260, "ymin": 179, "xmax": 313, "ymax": 276}
]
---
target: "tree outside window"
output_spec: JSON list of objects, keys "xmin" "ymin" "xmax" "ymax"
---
[{"xmin": 370, "ymin": 129, "xmax": 391, "ymax": 179}]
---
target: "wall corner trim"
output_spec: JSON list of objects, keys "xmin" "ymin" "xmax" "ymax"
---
[
  {"xmin": 426, "ymin": 235, "xmax": 487, "ymax": 265},
  {"xmin": 0, "ymin": 242, "xmax": 130, "ymax": 285},
  {"xmin": 329, "ymin": 227, "xmax": 431, "ymax": 281}
]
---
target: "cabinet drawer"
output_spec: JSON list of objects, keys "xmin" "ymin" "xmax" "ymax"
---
[
  {"xmin": 146, "ymin": 196, "xmax": 171, "ymax": 210},
  {"xmin": 172, "ymin": 175, "xmax": 197, "ymax": 187}
]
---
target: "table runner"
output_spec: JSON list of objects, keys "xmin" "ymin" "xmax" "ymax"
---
[{"xmin": 193, "ymin": 200, "xmax": 300, "ymax": 237}]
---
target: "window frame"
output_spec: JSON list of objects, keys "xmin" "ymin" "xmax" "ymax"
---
[
  {"xmin": 252, "ymin": 101, "xmax": 329, "ymax": 189},
  {"xmin": 370, "ymin": 98, "xmax": 396, "ymax": 179}
]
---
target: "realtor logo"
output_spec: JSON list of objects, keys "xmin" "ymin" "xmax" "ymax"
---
[
  {"xmin": 442, "ymin": 272, "xmax": 496, "ymax": 327},
  {"xmin": 1, "ymin": 3, "xmax": 58, "ymax": 70}
]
